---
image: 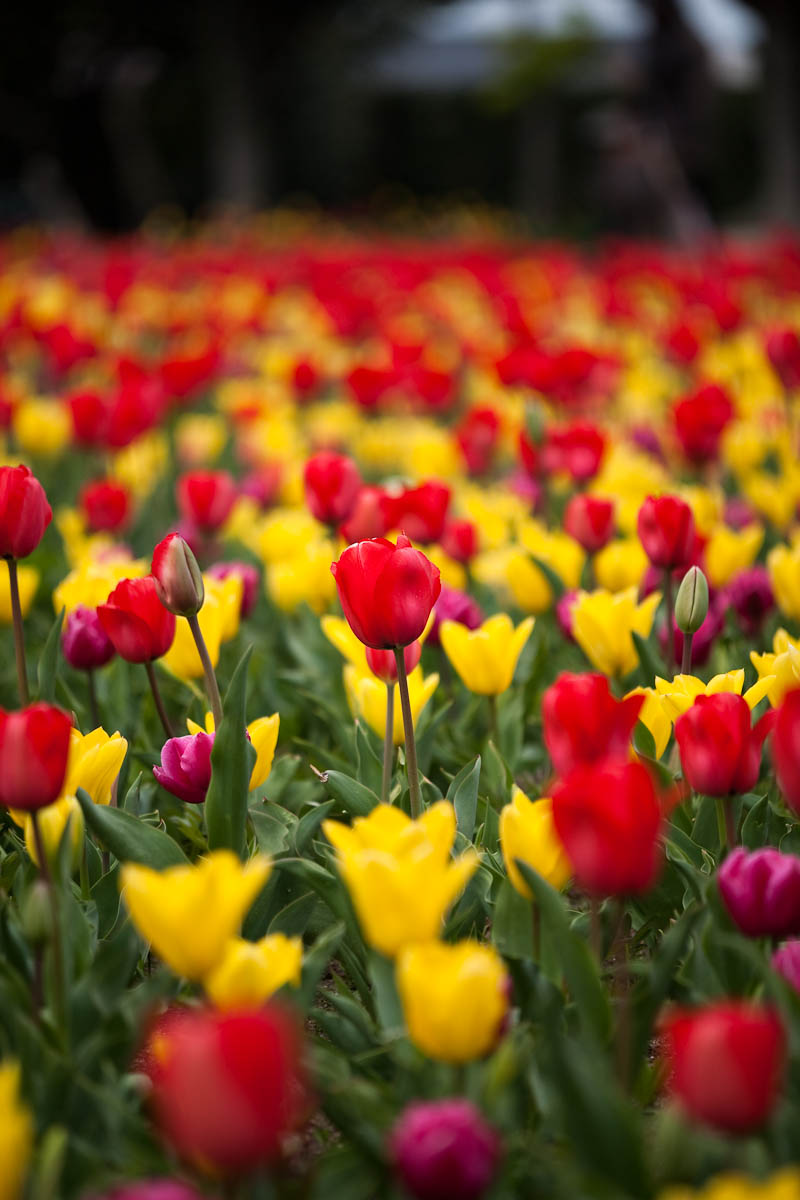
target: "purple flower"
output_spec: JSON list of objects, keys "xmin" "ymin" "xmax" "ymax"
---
[
  {"xmin": 724, "ymin": 496, "xmax": 758, "ymax": 531},
  {"xmin": 725, "ymin": 566, "xmax": 774, "ymax": 637},
  {"xmin": 153, "ymin": 732, "xmax": 215, "ymax": 805},
  {"xmin": 88, "ymin": 1183, "xmax": 204, "ymax": 1200},
  {"xmin": 428, "ymin": 585, "xmax": 483, "ymax": 648},
  {"xmin": 389, "ymin": 1098, "xmax": 501, "ymax": 1200},
  {"xmin": 206, "ymin": 560, "xmax": 261, "ymax": 619},
  {"xmin": 719, "ymin": 847, "xmax": 800, "ymax": 938},
  {"xmin": 555, "ymin": 588, "xmax": 579, "ymax": 641},
  {"xmin": 773, "ymin": 939, "xmax": 800, "ymax": 992},
  {"xmin": 62, "ymin": 605, "xmax": 116, "ymax": 671}
]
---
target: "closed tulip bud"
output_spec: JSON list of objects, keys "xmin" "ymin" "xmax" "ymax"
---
[
  {"xmin": 552, "ymin": 760, "xmax": 663, "ymax": 897},
  {"xmin": 0, "ymin": 704, "xmax": 72, "ymax": 812},
  {"xmin": 772, "ymin": 940, "xmax": 800, "ymax": 993},
  {"xmin": 87, "ymin": 1183, "xmax": 205, "ymax": 1200},
  {"xmin": 176, "ymin": 470, "xmax": 237, "ymax": 532},
  {"xmin": 675, "ymin": 566, "xmax": 709, "ymax": 634},
  {"xmin": 0, "ymin": 464, "xmax": 52, "ymax": 560},
  {"xmin": 147, "ymin": 1006, "xmax": 310, "ymax": 1173},
  {"xmin": 396, "ymin": 940, "xmax": 508, "ymax": 1063},
  {"xmin": 563, "ymin": 494, "xmax": 615, "ymax": 554},
  {"xmin": 390, "ymin": 1099, "xmax": 501, "ymax": 1200},
  {"xmin": 331, "ymin": 535, "xmax": 441, "ymax": 649},
  {"xmin": 151, "ymin": 534, "xmax": 204, "ymax": 616},
  {"xmin": 20, "ymin": 878, "xmax": 53, "ymax": 944},
  {"xmin": 542, "ymin": 672, "xmax": 643, "ymax": 776},
  {"xmin": 365, "ymin": 641, "xmax": 421, "ymax": 684},
  {"xmin": 79, "ymin": 478, "xmax": 131, "ymax": 533},
  {"xmin": 772, "ymin": 690, "xmax": 800, "ymax": 816},
  {"xmin": 303, "ymin": 451, "xmax": 361, "ymax": 527},
  {"xmin": 98, "ymin": 577, "xmax": 176, "ymax": 663},
  {"xmin": 676, "ymin": 693, "xmax": 772, "ymax": 797},
  {"xmin": 718, "ymin": 848, "xmax": 800, "ymax": 938},
  {"xmin": 662, "ymin": 1002, "xmax": 785, "ymax": 1133},
  {"xmin": 637, "ymin": 495, "xmax": 695, "ymax": 570},
  {"xmin": 153, "ymin": 732, "xmax": 215, "ymax": 805},
  {"xmin": 62, "ymin": 605, "xmax": 116, "ymax": 671}
]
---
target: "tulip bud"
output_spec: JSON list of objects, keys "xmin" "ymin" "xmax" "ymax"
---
[
  {"xmin": 390, "ymin": 1099, "xmax": 501, "ymax": 1200},
  {"xmin": 21, "ymin": 878, "xmax": 53, "ymax": 945},
  {"xmin": 675, "ymin": 566, "xmax": 709, "ymax": 634},
  {"xmin": 153, "ymin": 732, "xmax": 215, "ymax": 805},
  {"xmin": 365, "ymin": 641, "xmax": 421, "ymax": 684},
  {"xmin": 151, "ymin": 534, "xmax": 205, "ymax": 617},
  {"xmin": 62, "ymin": 605, "xmax": 116, "ymax": 671},
  {"xmin": 0, "ymin": 464, "xmax": 52, "ymax": 560}
]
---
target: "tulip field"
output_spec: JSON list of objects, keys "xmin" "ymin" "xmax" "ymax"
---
[{"xmin": 4, "ymin": 223, "xmax": 800, "ymax": 1200}]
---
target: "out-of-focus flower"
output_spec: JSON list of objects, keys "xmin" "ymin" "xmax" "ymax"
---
[
  {"xmin": 0, "ymin": 704, "xmax": 73, "ymax": 812},
  {"xmin": 768, "ymin": 542, "xmax": 800, "ymax": 621},
  {"xmin": 766, "ymin": 326, "xmax": 800, "ymax": 390},
  {"xmin": 637, "ymin": 495, "xmax": 695, "ymax": 569},
  {"xmin": 176, "ymin": 470, "xmax": 237, "ymax": 532},
  {"xmin": 151, "ymin": 534, "xmax": 204, "ymax": 617},
  {"xmin": 87, "ymin": 1181, "xmax": 205, "ymax": 1200},
  {"xmin": 500, "ymin": 787, "xmax": 571, "ymax": 896},
  {"xmin": 571, "ymin": 587, "xmax": 661, "ymax": 678},
  {"xmin": 203, "ymin": 934, "xmax": 302, "ymax": 1009},
  {"xmin": 14, "ymin": 397, "xmax": 71, "ymax": 457},
  {"xmin": 160, "ymin": 593, "xmax": 223, "ymax": 681},
  {"xmin": 343, "ymin": 664, "xmax": 438, "ymax": 745},
  {"xmin": 365, "ymin": 641, "xmax": 422, "ymax": 684},
  {"xmin": 675, "ymin": 693, "xmax": 772, "ymax": 796},
  {"xmin": 718, "ymin": 847, "xmax": 800, "ymax": 939},
  {"xmin": 563, "ymin": 494, "xmax": 615, "ymax": 554},
  {"xmin": 507, "ymin": 521, "xmax": 585, "ymax": 614},
  {"xmin": 323, "ymin": 803, "xmax": 478, "ymax": 958},
  {"xmin": 662, "ymin": 1002, "xmax": 785, "ymax": 1134},
  {"xmin": 393, "ymin": 481, "xmax": 450, "ymax": 543},
  {"xmin": 752, "ymin": 631, "xmax": 800, "ymax": 708},
  {"xmin": 332, "ymin": 535, "xmax": 441, "ymax": 648},
  {"xmin": 704, "ymin": 524, "xmax": 763, "ymax": 588},
  {"xmin": 79, "ymin": 479, "xmax": 131, "ymax": 534},
  {"xmin": 772, "ymin": 940, "xmax": 800, "ymax": 993},
  {"xmin": 655, "ymin": 671, "xmax": 771, "ymax": 722},
  {"xmin": 0, "ymin": 464, "xmax": 52, "ymax": 559},
  {"xmin": 396, "ymin": 940, "xmax": 508, "ymax": 1063},
  {"xmin": 120, "ymin": 852, "xmax": 271, "ymax": 980},
  {"xmin": 22, "ymin": 794, "xmax": 84, "ymax": 870},
  {"xmin": 440, "ymin": 516, "xmax": 479, "ymax": 565},
  {"xmin": 267, "ymin": 539, "xmax": 337, "ymax": 614},
  {"xmin": 206, "ymin": 561, "xmax": 260, "ymax": 619},
  {"xmin": 673, "ymin": 382, "xmax": 734, "ymax": 464},
  {"xmin": 0, "ymin": 564, "xmax": 38, "ymax": 623},
  {"xmin": 626, "ymin": 686, "xmax": 672, "ymax": 758},
  {"xmin": 61, "ymin": 605, "xmax": 116, "ymax": 670},
  {"xmin": 726, "ymin": 566, "xmax": 774, "ymax": 636},
  {"xmin": 427, "ymin": 585, "xmax": 483, "ymax": 647},
  {"xmin": 175, "ymin": 413, "xmax": 227, "ymax": 465},
  {"xmin": 303, "ymin": 450, "xmax": 361, "ymax": 527},
  {"xmin": 0, "ymin": 1061, "xmax": 33, "ymax": 1200},
  {"xmin": 389, "ymin": 1098, "xmax": 501, "ymax": 1200},
  {"xmin": 98, "ymin": 577, "xmax": 175, "ymax": 664},
  {"xmin": 658, "ymin": 1168, "xmax": 800, "ymax": 1200},
  {"xmin": 542, "ymin": 671, "xmax": 642, "ymax": 775},
  {"xmin": 153, "ymin": 732, "xmax": 214, "ymax": 805},
  {"xmin": 187, "ymin": 711, "xmax": 279, "ymax": 791},
  {"xmin": 772, "ymin": 690, "xmax": 800, "ymax": 815},
  {"xmin": 593, "ymin": 537, "xmax": 648, "ymax": 592},
  {"xmin": 440, "ymin": 614, "xmax": 533, "ymax": 695}
]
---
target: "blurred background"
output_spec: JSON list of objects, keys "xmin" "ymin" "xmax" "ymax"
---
[{"xmin": 0, "ymin": 0, "xmax": 795, "ymax": 239}]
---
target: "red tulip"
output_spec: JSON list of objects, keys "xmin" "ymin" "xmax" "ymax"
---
[
  {"xmin": 147, "ymin": 1006, "xmax": 310, "ymax": 1173},
  {"xmin": 766, "ymin": 327, "xmax": 800, "ymax": 391},
  {"xmin": 543, "ymin": 422, "xmax": 605, "ymax": 483},
  {"xmin": 393, "ymin": 482, "xmax": 450, "ymax": 544},
  {"xmin": 366, "ymin": 641, "xmax": 422, "ymax": 684},
  {"xmin": 303, "ymin": 451, "xmax": 361, "ymax": 527},
  {"xmin": 772, "ymin": 689, "xmax": 800, "ymax": 816},
  {"xmin": 551, "ymin": 760, "xmax": 662, "ymax": 896},
  {"xmin": 331, "ymin": 535, "xmax": 441, "ymax": 649},
  {"xmin": 662, "ymin": 1002, "xmax": 785, "ymax": 1133},
  {"xmin": 98, "ymin": 577, "xmax": 176, "ymax": 663},
  {"xmin": 67, "ymin": 388, "xmax": 109, "ymax": 446},
  {"xmin": 176, "ymin": 471, "xmax": 237, "ymax": 532},
  {"xmin": 543, "ymin": 672, "xmax": 643, "ymax": 777},
  {"xmin": 0, "ymin": 703, "xmax": 73, "ymax": 812},
  {"xmin": 637, "ymin": 495, "xmax": 695, "ymax": 569},
  {"xmin": 440, "ymin": 518, "xmax": 478, "ymax": 565},
  {"xmin": 339, "ymin": 485, "xmax": 398, "ymax": 542},
  {"xmin": 62, "ymin": 605, "xmax": 116, "ymax": 671},
  {"xmin": 673, "ymin": 383, "xmax": 734, "ymax": 464},
  {"xmin": 675, "ymin": 693, "xmax": 772, "ymax": 797},
  {"xmin": 718, "ymin": 847, "xmax": 800, "ymax": 939},
  {"xmin": 151, "ymin": 534, "xmax": 204, "ymax": 617},
  {"xmin": 79, "ymin": 479, "xmax": 131, "ymax": 533},
  {"xmin": 0, "ymin": 465, "xmax": 52, "ymax": 559},
  {"xmin": 563, "ymin": 494, "xmax": 614, "ymax": 554},
  {"xmin": 456, "ymin": 407, "xmax": 500, "ymax": 475}
]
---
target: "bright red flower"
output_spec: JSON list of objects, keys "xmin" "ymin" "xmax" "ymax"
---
[
  {"xmin": 339, "ymin": 485, "xmax": 398, "ymax": 542},
  {"xmin": 0, "ymin": 703, "xmax": 73, "ymax": 812},
  {"xmin": 366, "ymin": 641, "xmax": 422, "ymax": 684},
  {"xmin": 456, "ymin": 407, "xmax": 500, "ymax": 475},
  {"xmin": 551, "ymin": 760, "xmax": 662, "ymax": 896},
  {"xmin": 148, "ymin": 1006, "xmax": 310, "ymax": 1173},
  {"xmin": 766, "ymin": 327, "xmax": 800, "ymax": 391},
  {"xmin": 151, "ymin": 534, "xmax": 204, "ymax": 617},
  {"xmin": 0, "ymin": 465, "xmax": 52, "ymax": 559},
  {"xmin": 543, "ymin": 672, "xmax": 643, "ymax": 777},
  {"xmin": 331, "ymin": 535, "xmax": 441, "ymax": 649},
  {"xmin": 542, "ymin": 422, "xmax": 605, "ymax": 483},
  {"xmin": 394, "ymin": 482, "xmax": 451, "ymax": 544},
  {"xmin": 562, "ymin": 494, "xmax": 614, "ymax": 554},
  {"xmin": 176, "ymin": 470, "xmax": 237, "ymax": 532},
  {"xmin": 662, "ymin": 1002, "xmax": 785, "ymax": 1133},
  {"xmin": 303, "ymin": 451, "xmax": 361, "ymax": 527},
  {"xmin": 440, "ymin": 518, "xmax": 478, "ymax": 565},
  {"xmin": 675, "ymin": 693, "xmax": 772, "ymax": 796},
  {"xmin": 772, "ymin": 689, "xmax": 800, "ymax": 816},
  {"xmin": 673, "ymin": 383, "xmax": 734, "ymax": 464},
  {"xmin": 98, "ymin": 577, "xmax": 176, "ymax": 664},
  {"xmin": 79, "ymin": 479, "xmax": 131, "ymax": 533},
  {"xmin": 637, "ymin": 494, "xmax": 695, "ymax": 569},
  {"xmin": 68, "ymin": 388, "xmax": 109, "ymax": 447}
]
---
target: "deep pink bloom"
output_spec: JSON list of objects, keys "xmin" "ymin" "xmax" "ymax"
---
[
  {"xmin": 772, "ymin": 940, "xmax": 800, "ymax": 993},
  {"xmin": 427, "ymin": 585, "xmax": 483, "ymax": 648},
  {"xmin": 718, "ymin": 847, "xmax": 800, "ymax": 938},
  {"xmin": 88, "ymin": 1183, "xmax": 204, "ymax": 1200},
  {"xmin": 62, "ymin": 605, "xmax": 116, "ymax": 671},
  {"xmin": 153, "ymin": 733, "xmax": 215, "ymax": 805},
  {"xmin": 390, "ymin": 1098, "xmax": 501, "ymax": 1200},
  {"xmin": 725, "ymin": 567, "xmax": 774, "ymax": 636},
  {"xmin": 206, "ymin": 561, "xmax": 261, "ymax": 619}
]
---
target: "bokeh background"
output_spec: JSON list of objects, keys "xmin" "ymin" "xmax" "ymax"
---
[{"xmin": 0, "ymin": 0, "xmax": 796, "ymax": 238}]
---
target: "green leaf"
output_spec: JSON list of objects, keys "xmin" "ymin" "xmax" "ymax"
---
[
  {"xmin": 76, "ymin": 789, "xmax": 188, "ymax": 868},
  {"xmin": 368, "ymin": 951, "xmax": 404, "ymax": 1034},
  {"xmin": 447, "ymin": 755, "xmax": 481, "ymax": 840},
  {"xmin": 632, "ymin": 631, "xmax": 667, "ymax": 687},
  {"xmin": 267, "ymin": 891, "xmax": 318, "ymax": 937},
  {"xmin": 492, "ymin": 877, "xmax": 534, "ymax": 959},
  {"xmin": 295, "ymin": 801, "xmax": 336, "ymax": 855},
  {"xmin": 354, "ymin": 721, "xmax": 384, "ymax": 795},
  {"xmin": 312, "ymin": 767, "xmax": 379, "ymax": 817},
  {"xmin": 249, "ymin": 804, "xmax": 294, "ymax": 856},
  {"xmin": 297, "ymin": 921, "xmax": 345, "ymax": 1011},
  {"xmin": 37, "ymin": 608, "xmax": 64, "ymax": 704},
  {"xmin": 529, "ymin": 554, "xmax": 565, "ymax": 601},
  {"xmin": 205, "ymin": 648, "xmax": 257, "ymax": 857}
]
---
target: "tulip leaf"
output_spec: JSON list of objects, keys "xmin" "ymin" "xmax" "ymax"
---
[
  {"xmin": 297, "ymin": 920, "xmax": 345, "ymax": 1011},
  {"xmin": 353, "ymin": 721, "xmax": 384, "ymax": 795},
  {"xmin": 37, "ymin": 607, "xmax": 64, "ymax": 703},
  {"xmin": 447, "ymin": 755, "xmax": 481, "ymax": 840},
  {"xmin": 528, "ymin": 554, "xmax": 566, "ymax": 601},
  {"xmin": 492, "ymin": 877, "xmax": 534, "ymax": 959},
  {"xmin": 312, "ymin": 767, "xmax": 379, "ymax": 817},
  {"xmin": 267, "ymin": 890, "xmax": 318, "ymax": 937},
  {"xmin": 368, "ymin": 951, "xmax": 404, "ymax": 1035},
  {"xmin": 294, "ymin": 800, "xmax": 336, "ymax": 855},
  {"xmin": 514, "ymin": 860, "xmax": 611, "ymax": 1045},
  {"xmin": 205, "ymin": 647, "xmax": 256, "ymax": 858},
  {"xmin": 76, "ymin": 788, "xmax": 188, "ymax": 868},
  {"xmin": 249, "ymin": 804, "xmax": 294, "ymax": 856},
  {"xmin": 631, "ymin": 631, "xmax": 667, "ymax": 688}
]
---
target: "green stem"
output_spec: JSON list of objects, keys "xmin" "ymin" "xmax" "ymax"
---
[
  {"xmin": 394, "ymin": 646, "xmax": 422, "ymax": 819},
  {"xmin": 680, "ymin": 630, "xmax": 694, "ymax": 676},
  {"xmin": 382, "ymin": 684, "xmax": 395, "ymax": 805},
  {"xmin": 664, "ymin": 568, "xmax": 674, "ymax": 676},
  {"xmin": 186, "ymin": 612, "xmax": 223, "ymax": 726},
  {"xmin": 6, "ymin": 557, "xmax": 29, "ymax": 705},
  {"xmin": 144, "ymin": 661, "xmax": 174, "ymax": 739},
  {"xmin": 31, "ymin": 811, "xmax": 66, "ymax": 1039},
  {"xmin": 86, "ymin": 669, "xmax": 100, "ymax": 729},
  {"xmin": 715, "ymin": 795, "xmax": 736, "ymax": 856},
  {"xmin": 488, "ymin": 693, "xmax": 499, "ymax": 743}
]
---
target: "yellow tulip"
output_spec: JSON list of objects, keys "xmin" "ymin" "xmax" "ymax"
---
[
  {"xmin": 112, "ymin": 431, "xmax": 168, "ymax": 500},
  {"xmin": 745, "ymin": 473, "xmax": 800, "ymax": 530},
  {"xmin": 625, "ymin": 686, "xmax": 672, "ymax": 758},
  {"xmin": 440, "ymin": 614, "xmax": 534, "ymax": 696},
  {"xmin": 0, "ymin": 1061, "xmax": 33, "ymax": 1200},
  {"xmin": 751, "ymin": 629, "xmax": 800, "ymax": 707},
  {"xmin": 506, "ymin": 522, "xmax": 585, "ymax": 613},
  {"xmin": 323, "ymin": 802, "xmax": 478, "ymax": 958},
  {"xmin": 203, "ymin": 933, "xmax": 302, "ymax": 1009},
  {"xmin": 258, "ymin": 508, "xmax": 323, "ymax": 564},
  {"xmin": 396, "ymin": 940, "xmax": 508, "ymax": 1062},
  {"xmin": 175, "ymin": 413, "xmax": 227, "ymax": 465},
  {"xmin": 162, "ymin": 597, "xmax": 224, "ymax": 681},
  {"xmin": 53, "ymin": 557, "xmax": 147, "ymax": 614},
  {"xmin": 187, "ymin": 711, "xmax": 280, "ymax": 790},
  {"xmin": 654, "ymin": 671, "xmax": 772, "ymax": 723},
  {"xmin": 593, "ymin": 537, "xmax": 648, "ymax": 593},
  {"xmin": 267, "ymin": 540, "xmax": 337, "ymax": 614},
  {"xmin": 0, "ymin": 564, "xmax": 38, "ymax": 623},
  {"xmin": 658, "ymin": 1167, "xmax": 800, "ymax": 1200},
  {"xmin": 343, "ymin": 665, "xmax": 439, "ymax": 745},
  {"xmin": 120, "ymin": 851, "xmax": 271, "ymax": 980},
  {"xmin": 768, "ymin": 542, "xmax": 800, "ymax": 621},
  {"xmin": 499, "ymin": 787, "xmax": 571, "ymax": 896},
  {"xmin": 321, "ymin": 615, "xmax": 368, "ymax": 669},
  {"xmin": 704, "ymin": 523, "xmax": 763, "ymax": 588},
  {"xmin": 571, "ymin": 588, "xmax": 661, "ymax": 679},
  {"xmin": 14, "ymin": 397, "xmax": 71, "ymax": 457},
  {"xmin": 23, "ymin": 796, "xmax": 84, "ymax": 871},
  {"xmin": 203, "ymin": 573, "xmax": 243, "ymax": 641},
  {"xmin": 66, "ymin": 726, "xmax": 128, "ymax": 806}
]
